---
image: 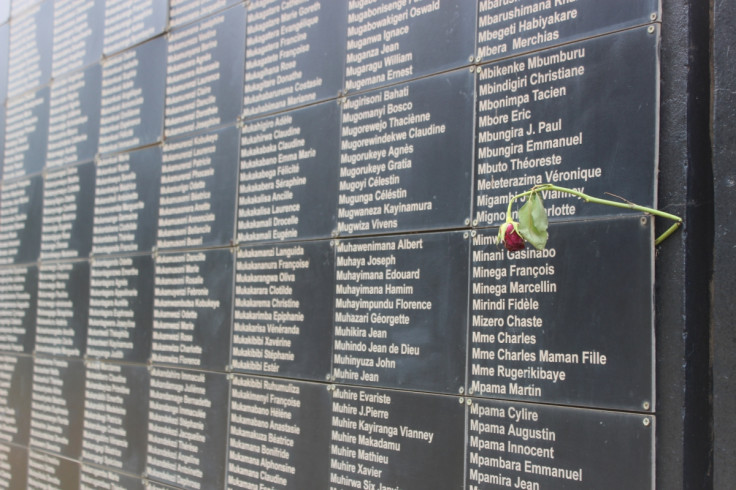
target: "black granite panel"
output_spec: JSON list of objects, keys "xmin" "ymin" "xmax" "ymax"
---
[
  {"xmin": 227, "ymin": 375, "xmax": 331, "ymax": 488},
  {"xmin": 51, "ymin": 0, "xmax": 105, "ymax": 78},
  {"xmin": 329, "ymin": 386, "xmax": 465, "ymax": 489},
  {"xmin": 243, "ymin": 0, "xmax": 346, "ymax": 117},
  {"xmin": 151, "ymin": 248, "xmax": 233, "ymax": 371},
  {"xmin": 103, "ymin": 0, "xmax": 167, "ymax": 56},
  {"xmin": 99, "ymin": 37, "xmax": 166, "ymax": 155},
  {"xmin": 0, "ymin": 264, "xmax": 37, "ymax": 354},
  {"xmin": 158, "ymin": 125, "xmax": 238, "ymax": 250},
  {"xmin": 233, "ymin": 239, "xmax": 334, "ymax": 380},
  {"xmin": 338, "ymin": 69, "xmax": 474, "ymax": 236},
  {"xmin": 6, "ymin": 0, "xmax": 52, "ymax": 98},
  {"xmin": 35, "ymin": 260, "xmax": 89, "ymax": 359},
  {"xmin": 469, "ymin": 217, "xmax": 653, "ymax": 411},
  {"xmin": 29, "ymin": 357, "xmax": 85, "ymax": 458},
  {"xmin": 0, "ymin": 23, "xmax": 8, "ymax": 101},
  {"xmin": 80, "ymin": 465, "xmax": 145, "ymax": 490},
  {"xmin": 0, "ymin": 443, "xmax": 26, "ymax": 489},
  {"xmin": 87, "ymin": 254, "xmax": 154, "ymax": 363},
  {"xmin": 344, "ymin": 0, "xmax": 476, "ymax": 92},
  {"xmin": 92, "ymin": 146, "xmax": 162, "ymax": 256},
  {"xmin": 238, "ymin": 101, "xmax": 340, "ymax": 243},
  {"xmin": 332, "ymin": 231, "xmax": 468, "ymax": 393},
  {"xmin": 82, "ymin": 361, "xmax": 149, "ymax": 475},
  {"xmin": 2, "ymin": 86, "xmax": 49, "ymax": 180},
  {"xmin": 0, "ymin": 174, "xmax": 43, "ymax": 265},
  {"xmin": 169, "ymin": 0, "xmax": 241, "ymax": 28},
  {"xmin": 146, "ymin": 368, "xmax": 228, "ymax": 489},
  {"xmin": 0, "ymin": 354, "xmax": 32, "ymax": 445},
  {"xmin": 476, "ymin": 0, "xmax": 659, "ymax": 63},
  {"xmin": 165, "ymin": 4, "xmax": 245, "ymax": 138},
  {"xmin": 466, "ymin": 398, "xmax": 653, "ymax": 489},
  {"xmin": 473, "ymin": 27, "xmax": 658, "ymax": 226},
  {"xmin": 46, "ymin": 64, "xmax": 101, "ymax": 169},
  {"xmin": 40, "ymin": 161, "xmax": 95, "ymax": 260},
  {"xmin": 27, "ymin": 450, "xmax": 80, "ymax": 489}
]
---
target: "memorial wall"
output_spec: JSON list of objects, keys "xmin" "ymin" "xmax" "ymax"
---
[{"xmin": 0, "ymin": 0, "xmax": 660, "ymax": 488}]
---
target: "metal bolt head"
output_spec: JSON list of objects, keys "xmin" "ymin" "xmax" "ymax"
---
[
  {"xmin": 650, "ymin": 12, "xmax": 657, "ymax": 21},
  {"xmin": 469, "ymin": 55, "xmax": 475, "ymax": 62},
  {"xmin": 643, "ymin": 417, "xmax": 651, "ymax": 426},
  {"xmin": 466, "ymin": 398, "xmax": 472, "ymax": 406},
  {"xmin": 326, "ymin": 373, "xmax": 332, "ymax": 381},
  {"xmin": 469, "ymin": 66, "xmax": 475, "ymax": 73},
  {"xmin": 468, "ymin": 388, "xmax": 474, "ymax": 395},
  {"xmin": 472, "ymin": 219, "xmax": 478, "ymax": 227},
  {"xmin": 464, "ymin": 218, "xmax": 471, "ymax": 225},
  {"xmin": 463, "ymin": 232, "xmax": 469, "ymax": 239},
  {"xmin": 458, "ymin": 397, "xmax": 464, "ymax": 404},
  {"xmin": 458, "ymin": 387, "xmax": 465, "ymax": 394},
  {"xmin": 647, "ymin": 25, "xmax": 655, "ymax": 34},
  {"xmin": 642, "ymin": 401, "xmax": 650, "ymax": 410}
]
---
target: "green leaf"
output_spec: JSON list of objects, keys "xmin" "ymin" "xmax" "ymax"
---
[{"xmin": 518, "ymin": 193, "xmax": 548, "ymax": 249}]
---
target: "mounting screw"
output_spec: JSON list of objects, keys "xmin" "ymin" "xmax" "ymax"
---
[
  {"xmin": 458, "ymin": 387, "xmax": 465, "ymax": 395},
  {"xmin": 471, "ymin": 230, "xmax": 477, "ymax": 237},
  {"xmin": 326, "ymin": 373, "xmax": 332, "ymax": 381},
  {"xmin": 468, "ymin": 388, "xmax": 474, "ymax": 395},
  {"xmin": 642, "ymin": 401, "xmax": 650, "ymax": 410},
  {"xmin": 472, "ymin": 219, "xmax": 478, "ymax": 227},
  {"xmin": 225, "ymin": 364, "xmax": 232, "ymax": 373},
  {"xmin": 469, "ymin": 55, "xmax": 475, "ymax": 62},
  {"xmin": 466, "ymin": 398, "xmax": 472, "ymax": 406},
  {"xmin": 226, "ymin": 373, "xmax": 233, "ymax": 381},
  {"xmin": 647, "ymin": 25, "xmax": 655, "ymax": 34},
  {"xmin": 640, "ymin": 216, "xmax": 648, "ymax": 225},
  {"xmin": 463, "ymin": 232, "xmax": 469, "ymax": 239},
  {"xmin": 469, "ymin": 66, "xmax": 475, "ymax": 73},
  {"xmin": 464, "ymin": 218, "xmax": 471, "ymax": 226},
  {"xmin": 650, "ymin": 12, "xmax": 657, "ymax": 21},
  {"xmin": 643, "ymin": 417, "xmax": 651, "ymax": 427},
  {"xmin": 458, "ymin": 397, "xmax": 464, "ymax": 404}
]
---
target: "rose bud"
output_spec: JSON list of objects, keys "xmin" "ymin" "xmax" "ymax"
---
[{"xmin": 500, "ymin": 222, "xmax": 525, "ymax": 251}]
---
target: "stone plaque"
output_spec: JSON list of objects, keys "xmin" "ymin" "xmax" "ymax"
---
[
  {"xmin": 165, "ymin": 5, "xmax": 246, "ymax": 138},
  {"xmin": 87, "ymin": 254, "xmax": 154, "ymax": 363},
  {"xmin": 27, "ymin": 450, "xmax": 79, "ymax": 489},
  {"xmin": 243, "ymin": 0, "xmax": 346, "ymax": 117},
  {"xmin": 46, "ymin": 64, "xmax": 102, "ymax": 169},
  {"xmin": 469, "ymin": 217, "xmax": 653, "ymax": 411},
  {"xmin": 99, "ymin": 37, "xmax": 166, "ymax": 155},
  {"xmin": 227, "ymin": 375, "xmax": 331, "ymax": 488},
  {"xmin": 92, "ymin": 146, "xmax": 162, "ymax": 256},
  {"xmin": 30, "ymin": 357, "xmax": 85, "ymax": 458},
  {"xmin": 41, "ymin": 161, "xmax": 95, "ymax": 260},
  {"xmin": 158, "ymin": 125, "xmax": 238, "ymax": 250},
  {"xmin": 0, "ymin": 264, "xmax": 37, "ymax": 354},
  {"xmin": 51, "ymin": 0, "xmax": 105, "ymax": 79},
  {"xmin": 476, "ymin": 0, "xmax": 659, "ymax": 62},
  {"xmin": 103, "ymin": 0, "xmax": 167, "ymax": 56},
  {"xmin": 6, "ymin": 0, "xmax": 52, "ymax": 98},
  {"xmin": 233, "ymin": 239, "xmax": 334, "ymax": 380},
  {"xmin": 473, "ymin": 26, "xmax": 658, "ymax": 227},
  {"xmin": 338, "ymin": 69, "xmax": 474, "ymax": 236},
  {"xmin": 344, "ymin": 0, "xmax": 475, "ymax": 92},
  {"xmin": 35, "ymin": 260, "xmax": 90, "ymax": 359},
  {"xmin": 152, "ymin": 248, "xmax": 233, "ymax": 371},
  {"xmin": 238, "ymin": 100, "xmax": 340, "ymax": 243},
  {"xmin": 3, "ymin": 86, "xmax": 49, "ymax": 180},
  {"xmin": 332, "ymin": 231, "xmax": 468, "ymax": 393},
  {"xmin": 0, "ymin": 174, "xmax": 43, "ymax": 265},
  {"xmin": 329, "ymin": 386, "xmax": 464, "ymax": 489},
  {"xmin": 146, "ymin": 368, "xmax": 228, "ymax": 489},
  {"xmin": 0, "ymin": 354, "xmax": 32, "ymax": 445},
  {"xmin": 82, "ymin": 361, "xmax": 149, "ymax": 475},
  {"xmin": 467, "ymin": 398, "xmax": 653, "ymax": 489},
  {"xmin": 169, "ymin": 0, "xmax": 241, "ymax": 28}
]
